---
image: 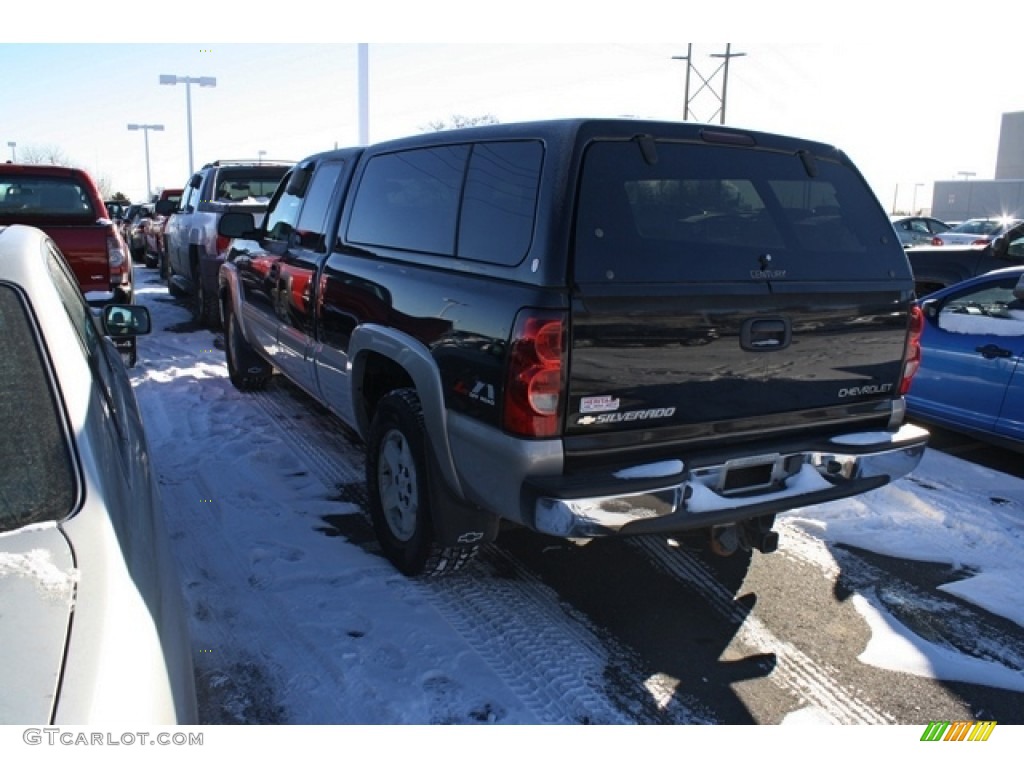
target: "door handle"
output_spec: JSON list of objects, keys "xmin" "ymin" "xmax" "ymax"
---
[
  {"xmin": 976, "ymin": 344, "xmax": 1012, "ymax": 359},
  {"xmin": 741, "ymin": 317, "xmax": 791, "ymax": 351}
]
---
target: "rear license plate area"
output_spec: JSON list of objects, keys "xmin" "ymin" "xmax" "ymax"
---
[{"xmin": 720, "ymin": 454, "xmax": 781, "ymax": 495}]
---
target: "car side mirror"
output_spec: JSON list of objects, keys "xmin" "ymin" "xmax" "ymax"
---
[
  {"xmin": 218, "ymin": 211, "xmax": 258, "ymax": 239},
  {"xmin": 992, "ymin": 235, "xmax": 1009, "ymax": 258},
  {"xmin": 920, "ymin": 298, "xmax": 941, "ymax": 321},
  {"xmin": 155, "ymin": 199, "xmax": 176, "ymax": 215},
  {"xmin": 284, "ymin": 161, "xmax": 314, "ymax": 197},
  {"xmin": 1007, "ymin": 238, "xmax": 1024, "ymax": 261},
  {"xmin": 102, "ymin": 304, "xmax": 151, "ymax": 337}
]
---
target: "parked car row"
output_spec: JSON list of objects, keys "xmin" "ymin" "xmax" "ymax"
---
[{"xmin": 1, "ymin": 122, "xmax": 1022, "ymax": 726}]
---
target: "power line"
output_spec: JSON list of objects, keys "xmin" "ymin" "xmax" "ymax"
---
[{"xmin": 672, "ymin": 44, "xmax": 746, "ymax": 125}]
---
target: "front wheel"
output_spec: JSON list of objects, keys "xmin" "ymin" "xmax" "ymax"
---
[
  {"xmin": 224, "ymin": 301, "xmax": 272, "ymax": 391},
  {"xmin": 366, "ymin": 389, "xmax": 475, "ymax": 577}
]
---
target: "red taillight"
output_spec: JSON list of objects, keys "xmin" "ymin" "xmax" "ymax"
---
[
  {"xmin": 971, "ymin": 238, "xmax": 991, "ymax": 246},
  {"xmin": 502, "ymin": 310, "xmax": 567, "ymax": 438},
  {"xmin": 900, "ymin": 304, "xmax": 924, "ymax": 395},
  {"xmin": 106, "ymin": 233, "xmax": 127, "ymax": 273},
  {"xmin": 216, "ymin": 235, "xmax": 231, "ymax": 256},
  {"xmin": 931, "ymin": 236, "xmax": 943, "ymax": 246}
]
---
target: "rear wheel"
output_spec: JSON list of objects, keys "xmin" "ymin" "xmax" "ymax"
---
[
  {"xmin": 195, "ymin": 275, "xmax": 221, "ymax": 329},
  {"xmin": 366, "ymin": 389, "xmax": 476, "ymax": 577},
  {"xmin": 224, "ymin": 301, "xmax": 271, "ymax": 391}
]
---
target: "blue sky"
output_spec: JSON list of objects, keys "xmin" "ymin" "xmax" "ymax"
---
[{"xmin": 3, "ymin": 6, "xmax": 1020, "ymax": 212}]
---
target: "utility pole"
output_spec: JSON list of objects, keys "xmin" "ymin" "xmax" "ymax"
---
[
  {"xmin": 672, "ymin": 44, "xmax": 694, "ymax": 121},
  {"xmin": 358, "ymin": 44, "xmax": 369, "ymax": 146},
  {"xmin": 672, "ymin": 44, "xmax": 746, "ymax": 125}
]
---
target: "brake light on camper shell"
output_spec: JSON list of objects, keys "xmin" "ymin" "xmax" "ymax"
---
[{"xmin": 503, "ymin": 310, "xmax": 567, "ymax": 438}]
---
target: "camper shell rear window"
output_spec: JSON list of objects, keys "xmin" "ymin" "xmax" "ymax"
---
[{"xmin": 574, "ymin": 140, "xmax": 901, "ymax": 283}]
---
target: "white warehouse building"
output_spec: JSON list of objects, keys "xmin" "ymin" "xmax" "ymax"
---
[{"xmin": 931, "ymin": 111, "xmax": 1024, "ymax": 222}]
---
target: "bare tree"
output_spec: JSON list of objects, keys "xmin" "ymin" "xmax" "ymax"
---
[
  {"xmin": 15, "ymin": 143, "xmax": 127, "ymax": 200},
  {"xmin": 16, "ymin": 144, "xmax": 76, "ymax": 166},
  {"xmin": 93, "ymin": 173, "xmax": 116, "ymax": 200},
  {"xmin": 423, "ymin": 114, "xmax": 500, "ymax": 132}
]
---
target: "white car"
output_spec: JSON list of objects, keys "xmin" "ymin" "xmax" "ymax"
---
[
  {"xmin": 930, "ymin": 217, "xmax": 1024, "ymax": 246},
  {"xmin": 889, "ymin": 215, "xmax": 950, "ymax": 248},
  {"xmin": 0, "ymin": 224, "xmax": 197, "ymax": 724}
]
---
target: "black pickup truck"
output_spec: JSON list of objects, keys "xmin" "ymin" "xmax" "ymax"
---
[{"xmin": 217, "ymin": 118, "xmax": 929, "ymax": 577}]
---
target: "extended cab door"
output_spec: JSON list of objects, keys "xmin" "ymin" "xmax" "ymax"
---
[
  {"xmin": 271, "ymin": 159, "xmax": 346, "ymax": 394},
  {"xmin": 231, "ymin": 157, "xmax": 349, "ymax": 396}
]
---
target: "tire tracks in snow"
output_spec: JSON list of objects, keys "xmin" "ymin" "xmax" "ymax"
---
[{"xmin": 249, "ymin": 381, "xmax": 708, "ymax": 724}]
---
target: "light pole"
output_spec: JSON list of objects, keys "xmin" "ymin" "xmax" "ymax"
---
[
  {"xmin": 912, "ymin": 183, "xmax": 924, "ymax": 215},
  {"xmin": 257, "ymin": 149, "xmax": 266, "ymax": 165},
  {"xmin": 957, "ymin": 171, "xmax": 977, "ymax": 181},
  {"xmin": 6, "ymin": 142, "xmax": 15, "ymax": 162},
  {"xmin": 159, "ymin": 74, "xmax": 216, "ymax": 176},
  {"xmin": 127, "ymin": 123, "xmax": 164, "ymax": 201}
]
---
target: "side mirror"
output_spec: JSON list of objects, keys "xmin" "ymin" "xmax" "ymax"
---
[
  {"xmin": 102, "ymin": 304, "xmax": 151, "ymax": 337},
  {"xmin": 920, "ymin": 298, "xmax": 941, "ymax": 321},
  {"xmin": 284, "ymin": 161, "xmax": 314, "ymax": 197},
  {"xmin": 1007, "ymin": 237, "xmax": 1024, "ymax": 261},
  {"xmin": 989, "ymin": 234, "xmax": 1009, "ymax": 258},
  {"xmin": 155, "ymin": 199, "xmax": 176, "ymax": 215},
  {"xmin": 218, "ymin": 211, "xmax": 258, "ymax": 239}
]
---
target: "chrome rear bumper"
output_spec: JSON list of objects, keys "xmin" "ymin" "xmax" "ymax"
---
[{"xmin": 531, "ymin": 424, "xmax": 929, "ymax": 538}]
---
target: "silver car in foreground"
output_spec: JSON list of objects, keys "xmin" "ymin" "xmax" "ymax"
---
[{"xmin": 0, "ymin": 224, "xmax": 196, "ymax": 724}]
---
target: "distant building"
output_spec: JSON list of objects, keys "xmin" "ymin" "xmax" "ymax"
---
[
  {"xmin": 930, "ymin": 111, "xmax": 1024, "ymax": 222},
  {"xmin": 932, "ymin": 179, "xmax": 1024, "ymax": 223},
  {"xmin": 996, "ymin": 111, "xmax": 1024, "ymax": 180}
]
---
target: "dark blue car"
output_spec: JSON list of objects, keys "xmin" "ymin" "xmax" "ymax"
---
[{"xmin": 907, "ymin": 266, "xmax": 1024, "ymax": 451}]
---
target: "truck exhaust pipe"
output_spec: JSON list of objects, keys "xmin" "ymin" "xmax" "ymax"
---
[{"xmin": 710, "ymin": 517, "xmax": 780, "ymax": 557}]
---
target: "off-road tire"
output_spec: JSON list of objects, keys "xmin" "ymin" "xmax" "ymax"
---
[
  {"xmin": 224, "ymin": 301, "xmax": 272, "ymax": 391},
  {"xmin": 366, "ymin": 388, "xmax": 477, "ymax": 577}
]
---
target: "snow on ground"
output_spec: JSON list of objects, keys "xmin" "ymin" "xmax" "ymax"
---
[{"xmin": 126, "ymin": 271, "xmax": 1024, "ymax": 728}]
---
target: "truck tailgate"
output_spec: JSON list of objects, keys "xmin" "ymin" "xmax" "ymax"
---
[
  {"xmin": 567, "ymin": 281, "xmax": 908, "ymax": 435},
  {"xmin": 45, "ymin": 225, "xmax": 110, "ymax": 293}
]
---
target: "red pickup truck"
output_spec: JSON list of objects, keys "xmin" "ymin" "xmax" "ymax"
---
[{"xmin": 0, "ymin": 164, "xmax": 133, "ymax": 304}]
